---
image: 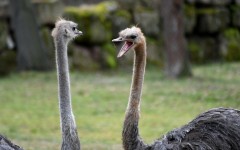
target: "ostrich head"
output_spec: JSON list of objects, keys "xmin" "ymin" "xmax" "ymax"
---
[
  {"xmin": 112, "ymin": 26, "xmax": 145, "ymax": 57},
  {"xmin": 52, "ymin": 18, "xmax": 83, "ymax": 42}
]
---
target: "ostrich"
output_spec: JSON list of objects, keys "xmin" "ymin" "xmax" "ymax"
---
[
  {"xmin": 0, "ymin": 135, "xmax": 23, "ymax": 150},
  {"xmin": 112, "ymin": 27, "xmax": 240, "ymax": 150},
  {"xmin": 52, "ymin": 19, "xmax": 82, "ymax": 150},
  {"xmin": 0, "ymin": 19, "xmax": 82, "ymax": 150}
]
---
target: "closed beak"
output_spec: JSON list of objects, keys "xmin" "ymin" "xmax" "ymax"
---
[{"xmin": 78, "ymin": 30, "xmax": 83, "ymax": 35}]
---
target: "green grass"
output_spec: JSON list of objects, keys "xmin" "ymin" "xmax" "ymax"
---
[{"xmin": 1, "ymin": 63, "xmax": 240, "ymax": 149}]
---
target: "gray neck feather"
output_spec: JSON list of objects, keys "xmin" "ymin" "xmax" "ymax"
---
[
  {"xmin": 54, "ymin": 36, "xmax": 81, "ymax": 150},
  {"xmin": 122, "ymin": 43, "xmax": 148, "ymax": 150}
]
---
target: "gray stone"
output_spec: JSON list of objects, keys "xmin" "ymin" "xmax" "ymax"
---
[
  {"xmin": 189, "ymin": 0, "xmax": 231, "ymax": 5},
  {"xmin": 33, "ymin": 0, "xmax": 64, "ymax": 25},
  {"xmin": 111, "ymin": 10, "xmax": 132, "ymax": 37},
  {"xmin": 40, "ymin": 27, "xmax": 55, "ymax": 69},
  {"xmin": 211, "ymin": 0, "xmax": 231, "ymax": 5},
  {"xmin": 138, "ymin": 0, "xmax": 161, "ymax": 9},
  {"xmin": 184, "ymin": 5, "xmax": 196, "ymax": 33},
  {"xmin": 0, "ymin": 20, "xmax": 8, "ymax": 51},
  {"xmin": 187, "ymin": 37, "xmax": 218, "ymax": 63},
  {"xmin": 185, "ymin": 0, "xmax": 197, "ymax": 4},
  {"xmin": 0, "ymin": 50, "xmax": 16, "ymax": 76},
  {"xmin": 69, "ymin": 43, "xmax": 117, "ymax": 70},
  {"xmin": 191, "ymin": 0, "xmax": 231, "ymax": 5},
  {"xmin": 235, "ymin": 0, "xmax": 240, "ymax": 4},
  {"xmin": 0, "ymin": 0, "xmax": 9, "ymax": 18},
  {"xmin": 147, "ymin": 39, "xmax": 163, "ymax": 66},
  {"xmin": 100, "ymin": 44, "xmax": 117, "ymax": 69},
  {"xmin": 117, "ymin": 38, "xmax": 163, "ymax": 67},
  {"xmin": 134, "ymin": 9, "xmax": 160, "ymax": 38},
  {"xmin": 63, "ymin": 1, "xmax": 116, "ymax": 44},
  {"xmin": 219, "ymin": 28, "xmax": 240, "ymax": 61},
  {"xmin": 69, "ymin": 45, "xmax": 99, "ymax": 70},
  {"xmin": 89, "ymin": 21, "xmax": 111, "ymax": 44},
  {"xmin": 197, "ymin": 0, "xmax": 211, "ymax": 4},
  {"xmin": 197, "ymin": 8, "xmax": 230, "ymax": 33},
  {"xmin": 116, "ymin": 0, "xmax": 136, "ymax": 10},
  {"xmin": 232, "ymin": 6, "xmax": 240, "ymax": 28}
]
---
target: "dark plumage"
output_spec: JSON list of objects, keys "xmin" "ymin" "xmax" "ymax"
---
[
  {"xmin": 0, "ymin": 135, "xmax": 23, "ymax": 150},
  {"xmin": 151, "ymin": 108, "xmax": 240, "ymax": 150}
]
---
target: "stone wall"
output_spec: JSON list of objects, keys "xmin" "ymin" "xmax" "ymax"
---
[
  {"xmin": 1, "ymin": 0, "xmax": 240, "ymax": 75},
  {"xmin": 184, "ymin": 0, "xmax": 240, "ymax": 63}
]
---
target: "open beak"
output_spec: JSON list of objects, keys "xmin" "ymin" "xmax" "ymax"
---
[{"xmin": 112, "ymin": 37, "xmax": 134, "ymax": 58}]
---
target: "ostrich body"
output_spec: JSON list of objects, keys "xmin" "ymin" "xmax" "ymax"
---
[
  {"xmin": 0, "ymin": 135, "xmax": 23, "ymax": 150},
  {"xmin": 112, "ymin": 27, "xmax": 240, "ymax": 150},
  {"xmin": 52, "ymin": 19, "xmax": 82, "ymax": 150}
]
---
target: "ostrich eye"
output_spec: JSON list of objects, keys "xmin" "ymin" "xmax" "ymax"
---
[
  {"xmin": 72, "ymin": 27, "xmax": 76, "ymax": 31},
  {"xmin": 130, "ymin": 35, "xmax": 137, "ymax": 39}
]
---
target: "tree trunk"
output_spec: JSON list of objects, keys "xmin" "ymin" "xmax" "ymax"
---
[
  {"xmin": 9, "ymin": 0, "xmax": 50, "ymax": 71},
  {"xmin": 161, "ymin": 0, "xmax": 192, "ymax": 78}
]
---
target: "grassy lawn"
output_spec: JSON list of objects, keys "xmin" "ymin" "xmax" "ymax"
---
[{"xmin": 1, "ymin": 63, "xmax": 240, "ymax": 150}]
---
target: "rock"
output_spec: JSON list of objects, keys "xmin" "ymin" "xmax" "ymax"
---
[
  {"xmin": 69, "ymin": 45, "xmax": 100, "ymax": 70},
  {"xmin": 116, "ymin": 0, "xmax": 135, "ymax": 10},
  {"xmin": 196, "ymin": 0, "xmax": 211, "ymax": 4},
  {"xmin": 0, "ymin": 50, "xmax": 16, "ymax": 76},
  {"xmin": 211, "ymin": 0, "xmax": 231, "ymax": 5},
  {"xmin": 116, "ymin": 38, "xmax": 163, "ymax": 67},
  {"xmin": 40, "ymin": 27, "xmax": 55, "ymax": 69},
  {"xmin": 234, "ymin": 0, "xmax": 240, "ymax": 4},
  {"xmin": 187, "ymin": 37, "xmax": 219, "ymax": 63},
  {"xmin": 184, "ymin": 4, "xmax": 196, "ymax": 33},
  {"xmin": 232, "ymin": 5, "xmax": 240, "ymax": 28},
  {"xmin": 68, "ymin": 43, "xmax": 117, "ymax": 70},
  {"xmin": 146, "ymin": 38, "xmax": 163, "ymax": 66},
  {"xmin": 101, "ymin": 43, "xmax": 117, "ymax": 69},
  {"xmin": 0, "ymin": 0, "xmax": 9, "ymax": 18},
  {"xmin": 0, "ymin": 20, "xmax": 8, "ymax": 51},
  {"xmin": 61, "ymin": 0, "xmax": 81, "ymax": 6},
  {"xmin": 134, "ymin": 8, "xmax": 160, "ymax": 38},
  {"xmin": 197, "ymin": 7, "xmax": 230, "ymax": 33},
  {"xmin": 33, "ymin": 0, "xmax": 64, "ymax": 25},
  {"xmin": 111, "ymin": 10, "xmax": 132, "ymax": 37},
  {"xmin": 138, "ymin": 0, "xmax": 161, "ymax": 9},
  {"xmin": 219, "ymin": 28, "xmax": 240, "ymax": 61},
  {"xmin": 185, "ymin": 0, "xmax": 197, "ymax": 4},
  {"xmin": 64, "ymin": 1, "xmax": 117, "ymax": 44},
  {"xmin": 189, "ymin": 0, "xmax": 231, "ymax": 5}
]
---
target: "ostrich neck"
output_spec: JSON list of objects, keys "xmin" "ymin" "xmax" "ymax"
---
[
  {"xmin": 123, "ymin": 42, "xmax": 147, "ymax": 150},
  {"xmin": 55, "ymin": 37, "xmax": 80, "ymax": 150},
  {"xmin": 55, "ymin": 38, "xmax": 73, "ymax": 124}
]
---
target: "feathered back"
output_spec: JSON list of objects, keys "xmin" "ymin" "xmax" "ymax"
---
[{"xmin": 0, "ymin": 135, "xmax": 23, "ymax": 150}]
